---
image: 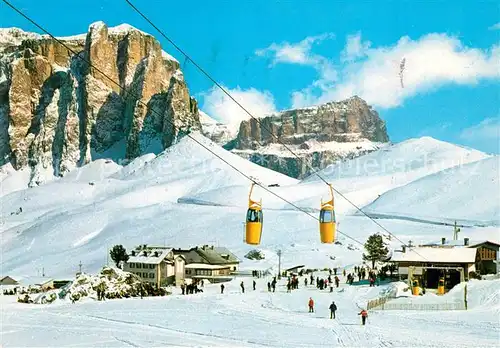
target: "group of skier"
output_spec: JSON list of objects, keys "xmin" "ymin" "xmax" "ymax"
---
[{"xmin": 216, "ymin": 266, "xmax": 373, "ymax": 325}]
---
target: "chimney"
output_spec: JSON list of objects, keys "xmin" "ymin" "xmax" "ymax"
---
[
  {"xmin": 402, "ymin": 245, "xmax": 406, "ymax": 253},
  {"xmin": 441, "ymin": 237, "xmax": 446, "ymax": 245},
  {"xmin": 131, "ymin": 251, "xmax": 136, "ymax": 256},
  {"xmin": 464, "ymin": 238, "xmax": 470, "ymax": 246}
]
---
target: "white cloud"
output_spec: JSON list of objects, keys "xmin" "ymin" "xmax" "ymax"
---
[
  {"xmin": 256, "ymin": 33, "xmax": 337, "ymax": 92},
  {"xmin": 341, "ymin": 32, "xmax": 371, "ymax": 62},
  {"xmin": 200, "ymin": 85, "xmax": 277, "ymax": 133},
  {"xmin": 256, "ymin": 33, "xmax": 335, "ymax": 66},
  {"xmin": 460, "ymin": 117, "xmax": 500, "ymax": 140},
  {"xmin": 259, "ymin": 32, "xmax": 500, "ymax": 109},
  {"xmin": 489, "ymin": 23, "xmax": 500, "ymax": 30},
  {"xmin": 459, "ymin": 117, "xmax": 500, "ymax": 153}
]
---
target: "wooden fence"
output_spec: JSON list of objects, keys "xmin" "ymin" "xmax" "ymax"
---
[
  {"xmin": 367, "ymin": 295, "xmax": 393, "ymax": 310},
  {"xmin": 376, "ymin": 302, "xmax": 466, "ymax": 311}
]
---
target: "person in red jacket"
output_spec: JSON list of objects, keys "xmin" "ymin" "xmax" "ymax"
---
[
  {"xmin": 358, "ymin": 309, "xmax": 368, "ymax": 325},
  {"xmin": 308, "ymin": 297, "xmax": 314, "ymax": 313}
]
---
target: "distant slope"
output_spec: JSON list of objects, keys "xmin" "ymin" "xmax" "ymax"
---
[
  {"xmin": 362, "ymin": 156, "xmax": 500, "ymax": 226},
  {"xmin": 297, "ymin": 137, "xmax": 490, "ymax": 212},
  {"xmin": 303, "ymin": 136, "xmax": 489, "ymax": 183},
  {"xmin": 181, "ymin": 136, "xmax": 491, "ymax": 214}
]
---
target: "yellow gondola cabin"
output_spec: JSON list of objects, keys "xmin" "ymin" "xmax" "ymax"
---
[
  {"xmin": 437, "ymin": 277, "xmax": 445, "ymax": 295},
  {"xmin": 245, "ymin": 183, "xmax": 263, "ymax": 245},
  {"xmin": 319, "ymin": 184, "xmax": 336, "ymax": 243}
]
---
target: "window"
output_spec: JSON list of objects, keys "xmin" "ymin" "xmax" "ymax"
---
[
  {"xmin": 149, "ymin": 264, "xmax": 155, "ymax": 269},
  {"xmin": 129, "ymin": 263, "xmax": 135, "ymax": 269},
  {"xmin": 149, "ymin": 273, "xmax": 154, "ymax": 279},
  {"xmin": 142, "ymin": 272, "xmax": 148, "ymax": 278},
  {"xmin": 320, "ymin": 210, "xmax": 335, "ymax": 223},
  {"xmin": 137, "ymin": 263, "xmax": 142, "ymax": 269},
  {"xmin": 186, "ymin": 269, "xmax": 191, "ymax": 275},
  {"xmin": 246, "ymin": 209, "xmax": 262, "ymax": 223}
]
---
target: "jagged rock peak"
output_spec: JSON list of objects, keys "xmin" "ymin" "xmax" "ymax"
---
[
  {"xmin": 227, "ymin": 96, "xmax": 389, "ymax": 179},
  {"xmin": 0, "ymin": 21, "xmax": 199, "ymax": 186}
]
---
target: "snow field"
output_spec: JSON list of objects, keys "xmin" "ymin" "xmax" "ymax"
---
[{"xmin": 2, "ymin": 275, "xmax": 499, "ymax": 347}]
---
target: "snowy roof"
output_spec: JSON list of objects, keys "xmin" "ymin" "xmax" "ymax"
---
[
  {"xmin": 421, "ymin": 239, "xmax": 500, "ymax": 249},
  {"xmin": 391, "ymin": 247, "xmax": 477, "ymax": 263},
  {"xmin": 128, "ymin": 248, "xmax": 173, "ymax": 264},
  {"xmin": 185, "ymin": 263, "xmax": 231, "ymax": 270},
  {"xmin": 17, "ymin": 277, "xmax": 54, "ymax": 287},
  {"xmin": 195, "ymin": 246, "xmax": 240, "ymax": 264},
  {"xmin": 468, "ymin": 240, "xmax": 500, "ymax": 248}
]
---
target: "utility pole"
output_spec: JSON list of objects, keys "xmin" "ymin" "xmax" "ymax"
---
[
  {"xmin": 453, "ymin": 221, "xmax": 461, "ymax": 240},
  {"xmin": 277, "ymin": 250, "xmax": 282, "ymax": 279},
  {"xmin": 78, "ymin": 261, "xmax": 83, "ymax": 274},
  {"xmin": 408, "ymin": 240, "xmax": 413, "ymax": 248},
  {"xmin": 42, "ymin": 267, "xmax": 45, "ymax": 277}
]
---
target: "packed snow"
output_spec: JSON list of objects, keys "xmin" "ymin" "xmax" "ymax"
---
[{"xmin": 1, "ymin": 273, "xmax": 499, "ymax": 347}]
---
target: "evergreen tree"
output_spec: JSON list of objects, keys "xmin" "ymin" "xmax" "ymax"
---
[
  {"xmin": 362, "ymin": 234, "xmax": 389, "ymax": 269},
  {"xmin": 110, "ymin": 245, "xmax": 129, "ymax": 269}
]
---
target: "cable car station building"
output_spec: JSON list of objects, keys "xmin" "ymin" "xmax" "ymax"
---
[{"xmin": 390, "ymin": 245, "xmax": 477, "ymax": 291}]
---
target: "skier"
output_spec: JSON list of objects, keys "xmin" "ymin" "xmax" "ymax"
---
[
  {"xmin": 308, "ymin": 297, "xmax": 314, "ymax": 313},
  {"xmin": 329, "ymin": 301, "xmax": 337, "ymax": 319},
  {"xmin": 253, "ymin": 280, "xmax": 256, "ymax": 291},
  {"xmin": 271, "ymin": 279, "xmax": 276, "ymax": 292},
  {"xmin": 220, "ymin": 283, "xmax": 225, "ymax": 294},
  {"xmin": 343, "ymin": 269, "xmax": 346, "ymax": 277},
  {"xmin": 334, "ymin": 268, "xmax": 337, "ymax": 275},
  {"xmin": 358, "ymin": 309, "xmax": 368, "ymax": 325},
  {"xmin": 267, "ymin": 282, "xmax": 271, "ymax": 292},
  {"xmin": 180, "ymin": 284, "xmax": 185, "ymax": 295},
  {"xmin": 240, "ymin": 281, "xmax": 245, "ymax": 293},
  {"xmin": 335, "ymin": 276, "xmax": 340, "ymax": 288},
  {"xmin": 304, "ymin": 278, "xmax": 308, "ymax": 286},
  {"xmin": 286, "ymin": 281, "xmax": 291, "ymax": 293}
]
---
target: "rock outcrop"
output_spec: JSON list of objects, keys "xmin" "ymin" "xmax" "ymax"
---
[
  {"xmin": 226, "ymin": 96, "xmax": 389, "ymax": 179},
  {"xmin": 199, "ymin": 111, "xmax": 235, "ymax": 146},
  {"xmin": 0, "ymin": 23, "xmax": 201, "ymax": 186}
]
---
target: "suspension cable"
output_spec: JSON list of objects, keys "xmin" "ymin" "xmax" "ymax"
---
[
  {"xmin": 124, "ymin": 0, "xmax": 425, "ymax": 254},
  {"xmin": 2, "ymin": 0, "xmax": 366, "ymax": 247}
]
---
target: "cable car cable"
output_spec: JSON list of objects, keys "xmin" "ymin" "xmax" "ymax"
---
[
  {"xmin": 123, "ymin": 0, "xmax": 428, "ymax": 258},
  {"xmin": 2, "ymin": 0, "xmax": 364, "ymax": 248}
]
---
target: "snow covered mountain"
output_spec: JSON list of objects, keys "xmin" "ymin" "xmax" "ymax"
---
[
  {"xmin": 199, "ymin": 111, "xmax": 236, "ymax": 145},
  {"xmin": 1, "ymin": 131, "xmax": 498, "ymax": 281}
]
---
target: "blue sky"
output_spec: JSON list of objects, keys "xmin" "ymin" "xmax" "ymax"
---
[{"xmin": 1, "ymin": 0, "xmax": 499, "ymax": 153}]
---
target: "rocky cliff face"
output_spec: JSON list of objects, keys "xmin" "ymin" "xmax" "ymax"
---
[
  {"xmin": 226, "ymin": 96, "xmax": 389, "ymax": 179},
  {"xmin": 0, "ymin": 23, "xmax": 201, "ymax": 186}
]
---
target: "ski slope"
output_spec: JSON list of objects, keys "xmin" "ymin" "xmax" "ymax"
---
[
  {"xmin": 1, "ymin": 274, "xmax": 499, "ymax": 347},
  {"xmin": 363, "ymin": 156, "xmax": 500, "ymax": 226}
]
